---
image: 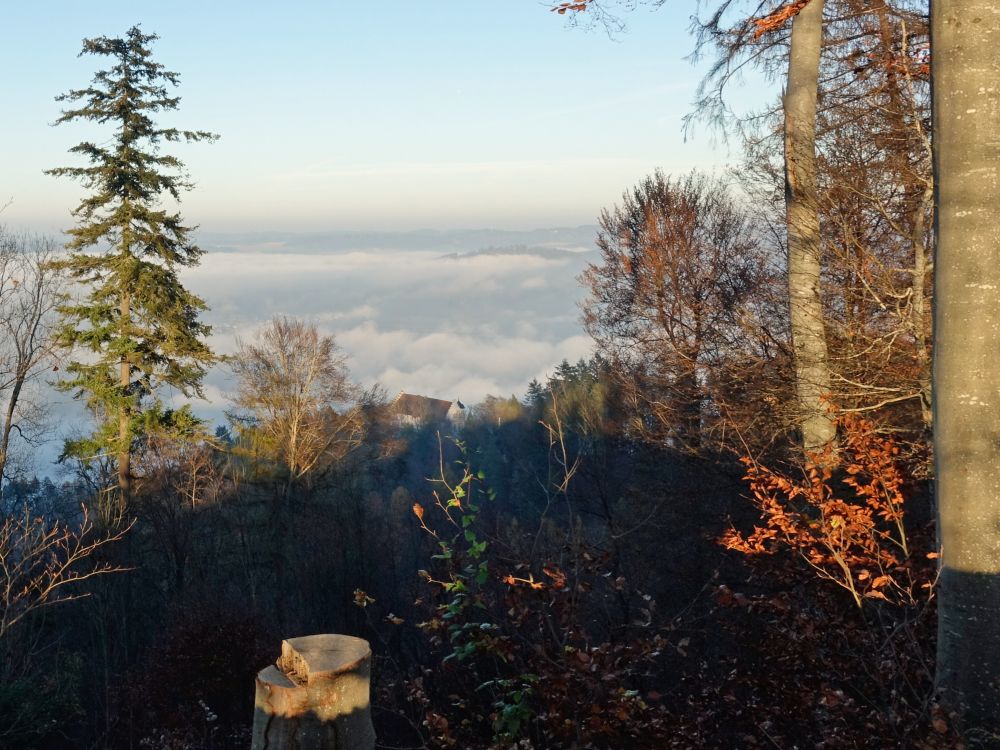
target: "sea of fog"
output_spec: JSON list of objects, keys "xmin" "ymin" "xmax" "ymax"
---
[{"xmin": 29, "ymin": 227, "xmax": 598, "ymax": 478}]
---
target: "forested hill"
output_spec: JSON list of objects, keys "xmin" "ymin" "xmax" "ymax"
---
[
  {"xmin": 198, "ymin": 226, "xmax": 599, "ymax": 255},
  {"xmin": 438, "ymin": 244, "xmax": 592, "ymax": 260}
]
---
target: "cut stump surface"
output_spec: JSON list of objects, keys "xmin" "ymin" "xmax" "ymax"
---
[{"xmin": 251, "ymin": 634, "xmax": 375, "ymax": 750}]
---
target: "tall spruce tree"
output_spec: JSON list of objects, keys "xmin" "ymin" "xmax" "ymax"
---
[{"xmin": 47, "ymin": 26, "xmax": 217, "ymax": 501}]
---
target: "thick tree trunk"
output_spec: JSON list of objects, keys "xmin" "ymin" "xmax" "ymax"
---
[
  {"xmin": 784, "ymin": 0, "xmax": 835, "ymax": 450},
  {"xmin": 932, "ymin": 0, "xmax": 1000, "ymax": 742},
  {"xmin": 674, "ymin": 362, "xmax": 703, "ymax": 450},
  {"xmin": 252, "ymin": 634, "xmax": 376, "ymax": 750},
  {"xmin": 911, "ymin": 182, "xmax": 934, "ymax": 430},
  {"xmin": 0, "ymin": 374, "xmax": 25, "ymax": 496}
]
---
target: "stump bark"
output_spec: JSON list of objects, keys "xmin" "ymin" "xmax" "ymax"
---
[{"xmin": 251, "ymin": 634, "xmax": 376, "ymax": 750}]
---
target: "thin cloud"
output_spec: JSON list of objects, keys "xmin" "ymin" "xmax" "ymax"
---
[{"xmin": 280, "ymin": 157, "xmax": 653, "ymax": 182}]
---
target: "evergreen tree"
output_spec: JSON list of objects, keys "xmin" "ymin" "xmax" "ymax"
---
[
  {"xmin": 47, "ymin": 26, "xmax": 217, "ymax": 500},
  {"xmin": 551, "ymin": 359, "xmax": 577, "ymax": 386},
  {"xmin": 524, "ymin": 378, "xmax": 547, "ymax": 410}
]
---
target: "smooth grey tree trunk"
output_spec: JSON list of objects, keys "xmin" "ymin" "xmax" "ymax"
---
[
  {"xmin": 932, "ymin": 0, "xmax": 1000, "ymax": 743},
  {"xmin": 784, "ymin": 0, "xmax": 836, "ymax": 450}
]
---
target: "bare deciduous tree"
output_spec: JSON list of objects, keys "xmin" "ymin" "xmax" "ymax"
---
[
  {"xmin": 0, "ymin": 504, "xmax": 130, "ymax": 642},
  {"xmin": 0, "ymin": 228, "xmax": 64, "ymax": 488},
  {"xmin": 230, "ymin": 317, "xmax": 363, "ymax": 498}
]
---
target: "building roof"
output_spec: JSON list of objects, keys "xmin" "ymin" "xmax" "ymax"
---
[{"xmin": 391, "ymin": 392, "xmax": 453, "ymax": 422}]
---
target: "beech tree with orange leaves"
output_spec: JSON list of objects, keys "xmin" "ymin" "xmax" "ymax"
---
[
  {"xmin": 559, "ymin": 0, "xmax": 933, "ymax": 455},
  {"xmin": 779, "ymin": 0, "xmax": 837, "ymax": 451},
  {"xmin": 695, "ymin": 0, "xmax": 839, "ymax": 449},
  {"xmin": 582, "ymin": 171, "xmax": 782, "ymax": 453},
  {"xmin": 552, "ymin": 2, "xmax": 835, "ymax": 454},
  {"xmin": 812, "ymin": 0, "xmax": 933, "ymax": 446}
]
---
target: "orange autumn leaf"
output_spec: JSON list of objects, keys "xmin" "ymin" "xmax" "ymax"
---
[
  {"xmin": 552, "ymin": 1, "xmax": 591, "ymax": 13},
  {"xmin": 751, "ymin": 0, "xmax": 811, "ymax": 39},
  {"xmin": 724, "ymin": 414, "xmax": 930, "ymax": 607},
  {"xmin": 503, "ymin": 573, "xmax": 546, "ymax": 590},
  {"xmin": 543, "ymin": 565, "xmax": 568, "ymax": 589}
]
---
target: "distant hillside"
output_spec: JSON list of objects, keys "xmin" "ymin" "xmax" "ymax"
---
[
  {"xmin": 438, "ymin": 244, "xmax": 594, "ymax": 261},
  {"xmin": 199, "ymin": 226, "xmax": 598, "ymax": 255}
]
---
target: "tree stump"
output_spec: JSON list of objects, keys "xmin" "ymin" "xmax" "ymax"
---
[{"xmin": 251, "ymin": 634, "xmax": 376, "ymax": 750}]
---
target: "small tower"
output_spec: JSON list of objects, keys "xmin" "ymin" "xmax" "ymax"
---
[{"xmin": 447, "ymin": 398, "xmax": 466, "ymax": 427}]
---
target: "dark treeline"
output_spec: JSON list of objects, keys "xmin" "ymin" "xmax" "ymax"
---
[
  {"xmin": 0, "ymin": 336, "xmax": 942, "ymax": 748},
  {"xmin": 0, "ymin": 348, "xmax": 736, "ymax": 749}
]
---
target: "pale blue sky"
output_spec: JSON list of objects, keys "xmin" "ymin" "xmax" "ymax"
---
[{"xmin": 1, "ymin": 0, "xmax": 767, "ymax": 234}]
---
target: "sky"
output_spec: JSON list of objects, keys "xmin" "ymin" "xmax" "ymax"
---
[
  {"xmin": 0, "ymin": 0, "xmax": 762, "ymax": 233},
  {"xmin": 0, "ymin": 1, "xmax": 776, "ymax": 476}
]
